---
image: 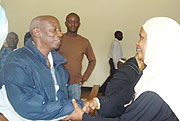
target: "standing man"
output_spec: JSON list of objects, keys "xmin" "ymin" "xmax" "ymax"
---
[
  {"xmin": 0, "ymin": 15, "xmax": 83, "ymax": 121},
  {"xmin": 57, "ymin": 13, "xmax": 96, "ymax": 99},
  {"xmin": 109, "ymin": 31, "xmax": 124, "ymax": 75}
]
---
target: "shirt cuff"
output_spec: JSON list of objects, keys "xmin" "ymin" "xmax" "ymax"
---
[{"xmin": 93, "ymin": 97, "xmax": 100, "ymax": 110}]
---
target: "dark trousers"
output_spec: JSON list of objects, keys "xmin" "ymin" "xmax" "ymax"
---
[{"xmin": 109, "ymin": 58, "xmax": 116, "ymax": 76}]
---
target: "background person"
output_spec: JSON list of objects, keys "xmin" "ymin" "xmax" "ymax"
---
[
  {"xmin": 24, "ymin": 31, "xmax": 31, "ymax": 45},
  {"xmin": 0, "ymin": 32, "xmax": 19, "ymax": 71},
  {"xmin": 109, "ymin": 31, "xmax": 124, "ymax": 75},
  {"xmin": 5, "ymin": 32, "xmax": 19, "ymax": 50},
  {"xmin": 57, "ymin": 13, "xmax": 96, "ymax": 99}
]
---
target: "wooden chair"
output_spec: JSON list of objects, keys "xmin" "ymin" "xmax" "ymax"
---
[
  {"xmin": 88, "ymin": 85, "xmax": 100, "ymax": 100},
  {"xmin": 87, "ymin": 85, "xmax": 100, "ymax": 115}
]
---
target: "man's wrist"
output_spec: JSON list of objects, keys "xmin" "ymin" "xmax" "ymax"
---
[
  {"xmin": 81, "ymin": 78, "xmax": 86, "ymax": 83},
  {"xmin": 81, "ymin": 80, "xmax": 86, "ymax": 82},
  {"xmin": 82, "ymin": 77, "xmax": 86, "ymax": 81}
]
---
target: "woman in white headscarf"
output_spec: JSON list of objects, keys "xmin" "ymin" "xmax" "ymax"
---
[
  {"xmin": 135, "ymin": 17, "xmax": 180, "ymax": 119},
  {"xmin": 61, "ymin": 17, "xmax": 180, "ymax": 121}
]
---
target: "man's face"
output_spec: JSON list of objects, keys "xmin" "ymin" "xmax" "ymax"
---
[
  {"xmin": 116, "ymin": 33, "xmax": 123, "ymax": 40},
  {"xmin": 39, "ymin": 17, "xmax": 62, "ymax": 50},
  {"xmin": 136, "ymin": 27, "xmax": 147, "ymax": 61},
  {"xmin": 6, "ymin": 34, "xmax": 18, "ymax": 50},
  {"xmin": 65, "ymin": 14, "xmax": 80, "ymax": 33}
]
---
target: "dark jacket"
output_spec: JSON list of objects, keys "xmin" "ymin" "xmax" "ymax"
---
[
  {"xmin": 98, "ymin": 57, "xmax": 142, "ymax": 117},
  {"xmin": 0, "ymin": 39, "xmax": 83, "ymax": 120}
]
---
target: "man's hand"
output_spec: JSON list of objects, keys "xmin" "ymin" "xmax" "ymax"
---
[
  {"xmin": 60, "ymin": 99, "xmax": 84, "ymax": 121},
  {"xmin": 83, "ymin": 98, "xmax": 98, "ymax": 114},
  {"xmin": 80, "ymin": 79, "xmax": 86, "ymax": 85}
]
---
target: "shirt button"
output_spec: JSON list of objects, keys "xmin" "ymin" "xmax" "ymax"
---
[{"xmin": 42, "ymin": 101, "xmax": 45, "ymax": 104}]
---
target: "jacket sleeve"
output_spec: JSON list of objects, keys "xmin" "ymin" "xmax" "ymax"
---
[
  {"xmin": 2, "ymin": 60, "xmax": 84, "ymax": 120},
  {"xmin": 105, "ymin": 64, "xmax": 136, "ymax": 96},
  {"xmin": 98, "ymin": 59, "xmax": 142, "ymax": 117},
  {"xmin": 105, "ymin": 57, "xmax": 141, "ymax": 97}
]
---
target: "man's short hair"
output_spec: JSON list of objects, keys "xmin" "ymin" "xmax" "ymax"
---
[{"xmin": 114, "ymin": 31, "xmax": 123, "ymax": 40}]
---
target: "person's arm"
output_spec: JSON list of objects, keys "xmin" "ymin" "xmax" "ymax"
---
[
  {"xmin": 82, "ymin": 89, "xmax": 128, "ymax": 118},
  {"xmin": 105, "ymin": 57, "xmax": 141, "ymax": 97},
  {"xmin": 83, "ymin": 58, "xmax": 142, "ymax": 117},
  {"xmin": 111, "ymin": 42, "xmax": 118, "ymax": 69},
  {"xmin": 61, "ymin": 99, "xmax": 122, "ymax": 121},
  {"xmin": 2, "ymin": 60, "xmax": 83, "ymax": 120},
  {"xmin": 61, "ymin": 99, "xmax": 120, "ymax": 121},
  {"xmin": 82, "ymin": 40, "xmax": 96, "ymax": 84},
  {"xmin": 83, "ymin": 91, "xmax": 178, "ymax": 121}
]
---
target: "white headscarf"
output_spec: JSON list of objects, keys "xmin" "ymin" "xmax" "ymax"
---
[
  {"xmin": 0, "ymin": 4, "xmax": 8, "ymax": 48},
  {"xmin": 135, "ymin": 17, "xmax": 180, "ymax": 119}
]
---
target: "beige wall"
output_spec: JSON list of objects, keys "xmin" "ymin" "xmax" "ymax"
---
[{"xmin": 1, "ymin": 0, "xmax": 180, "ymax": 87}]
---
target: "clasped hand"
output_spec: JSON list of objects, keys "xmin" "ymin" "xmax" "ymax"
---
[{"xmin": 60, "ymin": 98, "xmax": 98, "ymax": 121}]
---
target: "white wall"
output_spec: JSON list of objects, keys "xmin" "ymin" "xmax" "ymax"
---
[{"xmin": 2, "ymin": 0, "xmax": 180, "ymax": 87}]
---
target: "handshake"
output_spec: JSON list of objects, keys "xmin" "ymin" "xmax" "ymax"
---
[{"xmin": 61, "ymin": 98, "xmax": 99, "ymax": 121}]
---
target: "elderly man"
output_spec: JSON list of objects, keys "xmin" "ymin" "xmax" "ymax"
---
[{"xmin": 0, "ymin": 15, "xmax": 83, "ymax": 121}]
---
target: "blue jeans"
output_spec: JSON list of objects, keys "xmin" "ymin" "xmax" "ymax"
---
[{"xmin": 68, "ymin": 83, "xmax": 81, "ymax": 99}]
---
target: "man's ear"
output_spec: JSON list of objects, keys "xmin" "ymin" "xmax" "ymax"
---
[{"xmin": 32, "ymin": 28, "xmax": 41, "ymax": 38}]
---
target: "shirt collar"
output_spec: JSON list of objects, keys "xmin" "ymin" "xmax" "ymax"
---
[{"xmin": 24, "ymin": 38, "xmax": 66, "ymax": 67}]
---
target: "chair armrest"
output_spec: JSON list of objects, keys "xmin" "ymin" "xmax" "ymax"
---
[{"xmin": 88, "ymin": 85, "xmax": 100, "ymax": 100}]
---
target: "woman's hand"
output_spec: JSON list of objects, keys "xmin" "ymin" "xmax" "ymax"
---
[{"xmin": 83, "ymin": 98, "xmax": 98, "ymax": 114}]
